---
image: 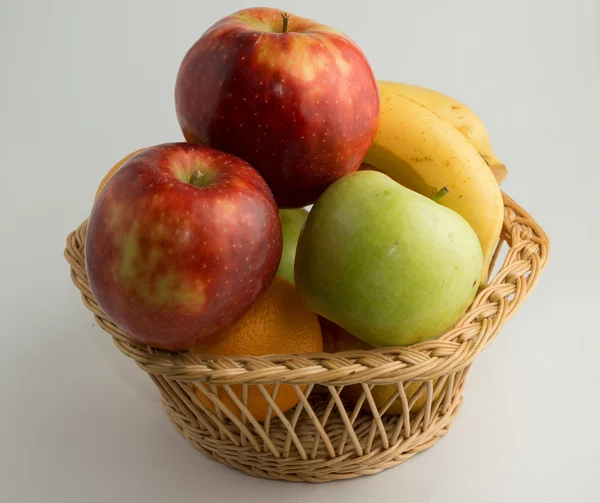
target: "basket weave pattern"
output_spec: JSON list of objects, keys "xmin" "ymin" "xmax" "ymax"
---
[{"xmin": 65, "ymin": 193, "xmax": 548, "ymax": 482}]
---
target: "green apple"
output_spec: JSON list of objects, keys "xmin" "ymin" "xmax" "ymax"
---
[
  {"xmin": 294, "ymin": 171, "xmax": 483, "ymax": 347},
  {"xmin": 277, "ymin": 208, "xmax": 309, "ymax": 285}
]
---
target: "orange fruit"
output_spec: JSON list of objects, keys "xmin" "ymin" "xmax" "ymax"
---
[
  {"xmin": 320, "ymin": 318, "xmax": 442, "ymax": 415},
  {"xmin": 190, "ymin": 277, "xmax": 322, "ymax": 422},
  {"xmin": 94, "ymin": 147, "xmax": 147, "ymax": 201}
]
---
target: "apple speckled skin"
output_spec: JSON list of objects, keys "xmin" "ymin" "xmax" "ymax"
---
[
  {"xmin": 85, "ymin": 143, "xmax": 282, "ymax": 350},
  {"xmin": 175, "ymin": 7, "xmax": 379, "ymax": 208}
]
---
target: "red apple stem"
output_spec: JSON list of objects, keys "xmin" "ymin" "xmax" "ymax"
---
[
  {"xmin": 189, "ymin": 170, "xmax": 206, "ymax": 188},
  {"xmin": 281, "ymin": 12, "xmax": 290, "ymax": 33},
  {"xmin": 432, "ymin": 186, "xmax": 449, "ymax": 202}
]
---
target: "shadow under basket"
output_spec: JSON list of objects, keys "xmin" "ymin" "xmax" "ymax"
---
[{"xmin": 65, "ymin": 193, "xmax": 549, "ymax": 483}]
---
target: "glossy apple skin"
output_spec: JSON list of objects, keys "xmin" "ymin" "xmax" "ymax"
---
[
  {"xmin": 276, "ymin": 208, "xmax": 308, "ymax": 285},
  {"xmin": 85, "ymin": 143, "xmax": 282, "ymax": 350},
  {"xmin": 175, "ymin": 7, "xmax": 379, "ymax": 208},
  {"xmin": 295, "ymin": 171, "xmax": 482, "ymax": 347}
]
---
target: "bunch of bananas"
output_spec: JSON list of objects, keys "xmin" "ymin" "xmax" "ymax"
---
[{"xmin": 364, "ymin": 81, "xmax": 506, "ymax": 284}]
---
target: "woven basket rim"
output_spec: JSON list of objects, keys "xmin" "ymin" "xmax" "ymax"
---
[{"xmin": 65, "ymin": 192, "xmax": 549, "ymax": 386}]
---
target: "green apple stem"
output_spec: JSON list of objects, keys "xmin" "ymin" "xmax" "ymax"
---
[
  {"xmin": 189, "ymin": 169, "xmax": 209, "ymax": 188},
  {"xmin": 432, "ymin": 186, "xmax": 449, "ymax": 203},
  {"xmin": 281, "ymin": 12, "xmax": 290, "ymax": 33}
]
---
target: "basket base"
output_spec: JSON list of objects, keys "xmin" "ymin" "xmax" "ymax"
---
[{"xmin": 162, "ymin": 378, "xmax": 466, "ymax": 483}]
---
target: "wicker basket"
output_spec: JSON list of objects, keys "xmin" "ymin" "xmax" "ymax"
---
[{"xmin": 64, "ymin": 192, "xmax": 548, "ymax": 482}]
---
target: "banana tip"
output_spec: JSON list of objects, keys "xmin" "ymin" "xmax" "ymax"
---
[{"xmin": 488, "ymin": 162, "xmax": 507, "ymax": 185}]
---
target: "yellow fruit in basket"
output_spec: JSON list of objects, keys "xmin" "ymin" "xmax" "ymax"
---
[
  {"xmin": 376, "ymin": 81, "xmax": 507, "ymax": 184},
  {"xmin": 94, "ymin": 147, "xmax": 147, "ymax": 200},
  {"xmin": 363, "ymin": 82, "xmax": 504, "ymax": 285},
  {"xmin": 190, "ymin": 277, "xmax": 323, "ymax": 422},
  {"xmin": 321, "ymin": 318, "xmax": 441, "ymax": 415}
]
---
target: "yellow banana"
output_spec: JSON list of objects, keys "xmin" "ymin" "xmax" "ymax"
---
[
  {"xmin": 364, "ymin": 84, "xmax": 504, "ymax": 285},
  {"xmin": 378, "ymin": 81, "xmax": 507, "ymax": 184}
]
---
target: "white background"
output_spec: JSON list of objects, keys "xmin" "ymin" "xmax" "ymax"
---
[{"xmin": 1, "ymin": 0, "xmax": 599, "ymax": 501}]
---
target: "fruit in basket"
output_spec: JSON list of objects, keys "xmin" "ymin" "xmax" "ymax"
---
[
  {"xmin": 377, "ymin": 81, "xmax": 507, "ymax": 184},
  {"xmin": 190, "ymin": 277, "xmax": 323, "ymax": 421},
  {"xmin": 94, "ymin": 147, "xmax": 147, "ymax": 200},
  {"xmin": 295, "ymin": 170, "xmax": 482, "ymax": 347},
  {"xmin": 277, "ymin": 208, "xmax": 309, "ymax": 285},
  {"xmin": 85, "ymin": 143, "xmax": 282, "ymax": 350},
  {"xmin": 363, "ymin": 82, "xmax": 503, "ymax": 285},
  {"xmin": 321, "ymin": 318, "xmax": 442, "ymax": 414},
  {"xmin": 174, "ymin": 7, "xmax": 379, "ymax": 208}
]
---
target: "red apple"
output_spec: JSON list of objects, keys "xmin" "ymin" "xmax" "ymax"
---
[
  {"xmin": 174, "ymin": 7, "xmax": 379, "ymax": 208},
  {"xmin": 85, "ymin": 143, "xmax": 282, "ymax": 350}
]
